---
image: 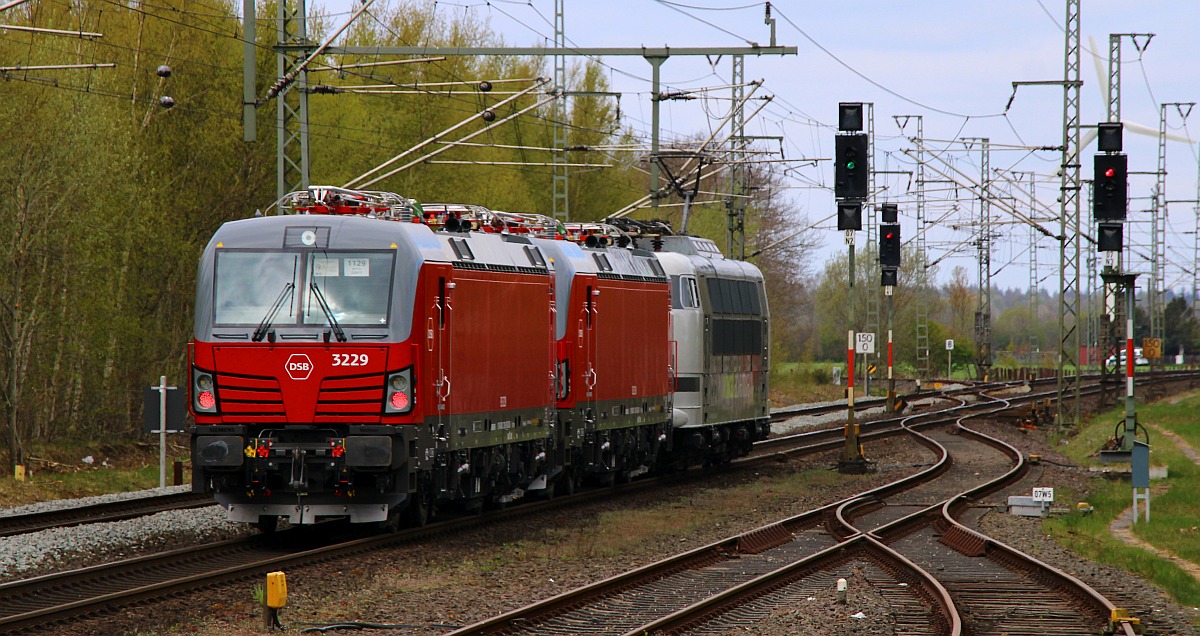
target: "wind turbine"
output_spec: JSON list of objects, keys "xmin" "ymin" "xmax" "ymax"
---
[{"xmin": 1087, "ymin": 35, "xmax": 1193, "ymax": 145}]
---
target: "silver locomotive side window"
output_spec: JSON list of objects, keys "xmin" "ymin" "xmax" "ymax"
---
[
  {"xmin": 684, "ymin": 276, "xmax": 700, "ymax": 308},
  {"xmin": 670, "ymin": 275, "xmax": 701, "ymax": 309}
]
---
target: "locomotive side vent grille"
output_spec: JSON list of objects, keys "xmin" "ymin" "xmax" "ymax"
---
[
  {"xmin": 597, "ymin": 272, "xmax": 667, "ymax": 283},
  {"xmin": 214, "ymin": 372, "xmax": 285, "ymax": 417},
  {"xmin": 317, "ymin": 373, "xmax": 386, "ymax": 418},
  {"xmin": 452, "ymin": 261, "xmax": 550, "ymax": 276}
]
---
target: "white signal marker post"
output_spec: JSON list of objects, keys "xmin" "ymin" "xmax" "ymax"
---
[
  {"xmin": 839, "ymin": 229, "xmax": 867, "ymax": 473},
  {"xmin": 945, "ymin": 339, "xmax": 954, "ymax": 379},
  {"xmin": 885, "ymin": 284, "xmax": 895, "ymax": 413},
  {"xmin": 842, "ymin": 329, "xmax": 866, "ymax": 471},
  {"xmin": 157, "ymin": 376, "xmax": 169, "ymax": 488},
  {"xmin": 1119, "ymin": 274, "xmax": 1138, "ymax": 451}
]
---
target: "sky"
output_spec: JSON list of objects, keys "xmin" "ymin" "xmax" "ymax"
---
[{"xmin": 309, "ymin": 0, "xmax": 1200, "ymax": 293}]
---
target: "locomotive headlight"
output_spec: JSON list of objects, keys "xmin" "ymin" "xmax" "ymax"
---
[
  {"xmin": 385, "ymin": 368, "xmax": 413, "ymax": 414},
  {"xmin": 193, "ymin": 370, "xmax": 218, "ymax": 413}
]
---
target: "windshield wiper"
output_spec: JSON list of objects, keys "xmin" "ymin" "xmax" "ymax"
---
[
  {"xmin": 252, "ymin": 282, "xmax": 294, "ymax": 342},
  {"xmin": 309, "ymin": 283, "xmax": 347, "ymax": 342}
]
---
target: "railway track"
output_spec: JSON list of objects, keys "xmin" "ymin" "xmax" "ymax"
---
[
  {"xmin": 0, "ymin": 388, "xmax": 977, "ymax": 634},
  {"xmin": 0, "ymin": 378, "xmax": 1013, "ymax": 541},
  {"xmin": 0, "ymin": 371, "xmax": 1159, "ymax": 541},
  {"xmin": 0, "ymin": 491, "xmax": 214, "ymax": 538},
  {"xmin": 442, "ymin": 390, "xmax": 1146, "ymax": 636},
  {"xmin": 1, "ymin": 373, "xmax": 1190, "ymax": 633}
]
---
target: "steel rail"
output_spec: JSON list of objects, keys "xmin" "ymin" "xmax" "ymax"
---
[
  {"xmin": 0, "ymin": 492, "xmax": 214, "ymax": 538},
  {"xmin": 5, "ymin": 372, "xmax": 1193, "ymax": 632}
]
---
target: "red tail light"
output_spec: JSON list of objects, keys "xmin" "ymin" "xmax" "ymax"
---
[
  {"xmin": 198, "ymin": 391, "xmax": 216, "ymax": 410},
  {"xmin": 390, "ymin": 391, "xmax": 410, "ymax": 410}
]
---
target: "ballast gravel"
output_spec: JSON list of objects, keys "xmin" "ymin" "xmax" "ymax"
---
[
  {"xmin": 0, "ymin": 493, "xmax": 251, "ymax": 580},
  {"xmin": 0, "ymin": 484, "xmax": 192, "ymax": 518}
]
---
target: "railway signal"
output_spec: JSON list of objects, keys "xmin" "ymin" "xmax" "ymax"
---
[
  {"xmin": 837, "ymin": 201, "xmax": 862, "ymax": 231},
  {"xmin": 835, "ymin": 102, "xmax": 871, "ymax": 474},
  {"xmin": 838, "ymin": 102, "xmax": 864, "ymax": 132},
  {"xmin": 880, "ymin": 202, "xmax": 898, "ymax": 223},
  {"xmin": 1097, "ymin": 222, "xmax": 1123, "ymax": 252},
  {"xmin": 835, "ymin": 134, "xmax": 870, "ymax": 199},
  {"xmin": 879, "ymin": 223, "xmax": 901, "ymax": 267},
  {"xmin": 1093, "ymin": 153, "xmax": 1127, "ymax": 221},
  {"xmin": 1097, "ymin": 121, "xmax": 1123, "ymax": 152}
]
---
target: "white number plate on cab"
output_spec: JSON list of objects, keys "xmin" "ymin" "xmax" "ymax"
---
[{"xmin": 332, "ymin": 353, "xmax": 370, "ymax": 367}]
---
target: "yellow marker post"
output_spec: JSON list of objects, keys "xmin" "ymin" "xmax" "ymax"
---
[
  {"xmin": 14, "ymin": 465, "xmax": 25, "ymax": 481},
  {"xmin": 263, "ymin": 571, "xmax": 287, "ymax": 629}
]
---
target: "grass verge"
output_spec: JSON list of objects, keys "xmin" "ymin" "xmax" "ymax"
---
[
  {"xmin": 1046, "ymin": 389, "xmax": 1200, "ymax": 608},
  {"xmin": 771, "ymin": 361, "xmax": 848, "ymax": 405},
  {"xmin": 0, "ymin": 439, "xmax": 191, "ymax": 509}
]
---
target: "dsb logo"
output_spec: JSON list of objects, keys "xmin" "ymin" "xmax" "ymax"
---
[{"xmin": 285, "ymin": 354, "xmax": 314, "ymax": 380}]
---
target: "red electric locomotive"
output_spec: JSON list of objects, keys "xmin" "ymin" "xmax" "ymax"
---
[
  {"xmin": 189, "ymin": 188, "xmax": 674, "ymax": 529},
  {"xmin": 532, "ymin": 236, "xmax": 673, "ymax": 489}
]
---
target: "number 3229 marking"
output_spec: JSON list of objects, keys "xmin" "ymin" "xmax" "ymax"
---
[{"xmin": 332, "ymin": 353, "xmax": 369, "ymax": 367}]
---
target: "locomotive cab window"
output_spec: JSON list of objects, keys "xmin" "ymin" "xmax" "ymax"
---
[
  {"xmin": 304, "ymin": 252, "xmax": 395, "ymax": 326},
  {"xmin": 670, "ymin": 275, "xmax": 700, "ymax": 309},
  {"xmin": 214, "ymin": 252, "xmax": 300, "ymax": 325},
  {"xmin": 213, "ymin": 250, "xmax": 395, "ymax": 327}
]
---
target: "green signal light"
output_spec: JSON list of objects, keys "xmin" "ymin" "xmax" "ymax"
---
[{"xmin": 846, "ymin": 161, "xmax": 856, "ymax": 169}]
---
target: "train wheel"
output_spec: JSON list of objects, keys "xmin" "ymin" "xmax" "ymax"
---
[
  {"xmin": 256, "ymin": 515, "xmax": 279, "ymax": 534},
  {"xmin": 378, "ymin": 510, "xmax": 403, "ymax": 533},
  {"xmin": 556, "ymin": 468, "xmax": 576, "ymax": 497},
  {"xmin": 407, "ymin": 495, "xmax": 430, "ymax": 527}
]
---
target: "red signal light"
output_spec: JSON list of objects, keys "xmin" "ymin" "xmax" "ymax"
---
[
  {"xmin": 1105, "ymin": 168, "xmax": 1115, "ymax": 178},
  {"xmin": 885, "ymin": 233, "xmax": 895, "ymax": 239}
]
